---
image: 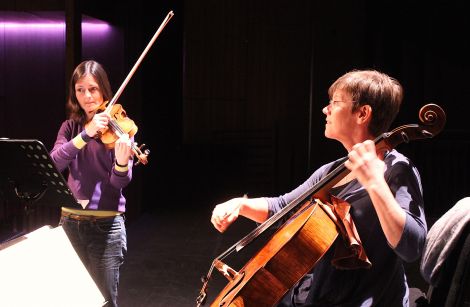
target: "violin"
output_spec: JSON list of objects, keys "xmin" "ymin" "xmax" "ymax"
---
[
  {"xmin": 94, "ymin": 100, "xmax": 148, "ymax": 165},
  {"xmin": 92, "ymin": 10, "xmax": 174, "ymax": 166}
]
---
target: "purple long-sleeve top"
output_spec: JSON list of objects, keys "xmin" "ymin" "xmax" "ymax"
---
[
  {"xmin": 266, "ymin": 149, "xmax": 426, "ymax": 306},
  {"xmin": 50, "ymin": 119, "xmax": 132, "ymax": 212}
]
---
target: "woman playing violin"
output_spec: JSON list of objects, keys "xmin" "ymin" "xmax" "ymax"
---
[
  {"xmin": 50, "ymin": 60, "xmax": 133, "ymax": 307},
  {"xmin": 211, "ymin": 69, "xmax": 426, "ymax": 306}
]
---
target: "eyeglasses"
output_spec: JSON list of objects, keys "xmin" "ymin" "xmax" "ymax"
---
[{"xmin": 328, "ymin": 100, "xmax": 356, "ymax": 106}]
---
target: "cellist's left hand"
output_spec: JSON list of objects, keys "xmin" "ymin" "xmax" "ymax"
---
[
  {"xmin": 345, "ymin": 140, "xmax": 386, "ymax": 190},
  {"xmin": 345, "ymin": 140, "xmax": 407, "ymax": 248},
  {"xmin": 115, "ymin": 133, "xmax": 132, "ymax": 166}
]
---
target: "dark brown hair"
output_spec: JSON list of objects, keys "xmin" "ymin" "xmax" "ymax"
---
[
  {"xmin": 328, "ymin": 69, "xmax": 403, "ymax": 136},
  {"xmin": 66, "ymin": 60, "xmax": 113, "ymax": 125}
]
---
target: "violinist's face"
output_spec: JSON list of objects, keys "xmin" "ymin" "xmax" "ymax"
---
[
  {"xmin": 322, "ymin": 89, "xmax": 358, "ymax": 145},
  {"xmin": 75, "ymin": 75, "xmax": 104, "ymax": 119}
]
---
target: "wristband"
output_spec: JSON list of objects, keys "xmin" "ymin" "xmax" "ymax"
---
[
  {"xmin": 114, "ymin": 161, "xmax": 129, "ymax": 172},
  {"xmin": 72, "ymin": 130, "xmax": 92, "ymax": 149},
  {"xmin": 80, "ymin": 130, "xmax": 93, "ymax": 142},
  {"xmin": 115, "ymin": 161, "xmax": 128, "ymax": 167}
]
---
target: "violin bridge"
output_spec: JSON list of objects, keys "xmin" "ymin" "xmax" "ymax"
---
[{"xmin": 214, "ymin": 259, "xmax": 239, "ymax": 282}]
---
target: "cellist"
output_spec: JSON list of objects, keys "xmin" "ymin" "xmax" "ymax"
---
[{"xmin": 211, "ymin": 69, "xmax": 426, "ymax": 306}]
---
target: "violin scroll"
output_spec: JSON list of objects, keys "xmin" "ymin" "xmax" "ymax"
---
[{"xmin": 133, "ymin": 143, "xmax": 150, "ymax": 165}]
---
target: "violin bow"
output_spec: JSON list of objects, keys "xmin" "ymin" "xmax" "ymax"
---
[{"xmin": 104, "ymin": 10, "xmax": 174, "ymax": 114}]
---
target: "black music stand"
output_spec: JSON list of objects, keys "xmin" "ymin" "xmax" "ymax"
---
[
  {"xmin": 0, "ymin": 138, "xmax": 81, "ymax": 243},
  {"xmin": 0, "ymin": 138, "xmax": 80, "ymax": 209}
]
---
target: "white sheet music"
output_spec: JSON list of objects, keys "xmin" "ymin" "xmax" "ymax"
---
[{"xmin": 0, "ymin": 226, "xmax": 104, "ymax": 307}]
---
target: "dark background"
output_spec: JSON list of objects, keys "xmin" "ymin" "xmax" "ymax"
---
[{"xmin": 1, "ymin": 0, "xmax": 470, "ymax": 305}]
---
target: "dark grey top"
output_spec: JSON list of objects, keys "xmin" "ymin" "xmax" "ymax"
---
[{"xmin": 266, "ymin": 149, "xmax": 426, "ymax": 306}]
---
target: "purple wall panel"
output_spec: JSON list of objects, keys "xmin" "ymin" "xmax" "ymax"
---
[{"xmin": 0, "ymin": 12, "xmax": 122, "ymax": 149}]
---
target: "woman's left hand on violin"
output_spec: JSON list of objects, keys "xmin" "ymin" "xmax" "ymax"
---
[
  {"xmin": 114, "ymin": 133, "xmax": 133, "ymax": 165},
  {"xmin": 345, "ymin": 140, "xmax": 386, "ymax": 190}
]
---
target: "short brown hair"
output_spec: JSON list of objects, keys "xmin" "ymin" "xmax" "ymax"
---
[{"xmin": 328, "ymin": 70, "xmax": 403, "ymax": 136}]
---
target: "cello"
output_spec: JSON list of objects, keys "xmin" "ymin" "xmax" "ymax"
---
[{"xmin": 196, "ymin": 103, "xmax": 446, "ymax": 307}]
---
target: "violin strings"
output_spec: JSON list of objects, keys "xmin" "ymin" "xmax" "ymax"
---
[{"xmin": 107, "ymin": 119, "xmax": 138, "ymax": 150}]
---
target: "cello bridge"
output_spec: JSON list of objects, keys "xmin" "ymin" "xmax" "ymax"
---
[{"xmin": 214, "ymin": 259, "xmax": 240, "ymax": 282}]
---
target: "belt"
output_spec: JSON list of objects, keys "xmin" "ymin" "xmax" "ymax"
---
[{"xmin": 61, "ymin": 212, "xmax": 121, "ymax": 221}]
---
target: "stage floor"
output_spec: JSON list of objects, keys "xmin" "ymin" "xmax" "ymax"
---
[
  {"xmin": 119, "ymin": 207, "xmax": 261, "ymax": 307},
  {"xmin": 119, "ymin": 207, "xmax": 427, "ymax": 307}
]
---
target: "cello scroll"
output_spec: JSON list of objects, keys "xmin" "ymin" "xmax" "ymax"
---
[{"xmin": 377, "ymin": 103, "xmax": 446, "ymax": 153}]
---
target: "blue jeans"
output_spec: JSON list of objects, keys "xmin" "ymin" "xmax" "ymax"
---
[{"xmin": 60, "ymin": 215, "xmax": 127, "ymax": 307}]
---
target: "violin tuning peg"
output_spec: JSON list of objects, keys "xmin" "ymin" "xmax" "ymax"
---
[{"xmin": 138, "ymin": 143, "xmax": 150, "ymax": 155}]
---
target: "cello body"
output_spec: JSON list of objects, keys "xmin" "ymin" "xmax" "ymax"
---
[{"xmin": 211, "ymin": 200, "xmax": 339, "ymax": 307}]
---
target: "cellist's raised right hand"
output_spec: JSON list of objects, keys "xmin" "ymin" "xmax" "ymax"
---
[
  {"xmin": 211, "ymin": 197, "xmax": 270, "ymax": 233},
  {"xmin": 211, "ymin": 198, "xmax": 243, "ymax": 233}
]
